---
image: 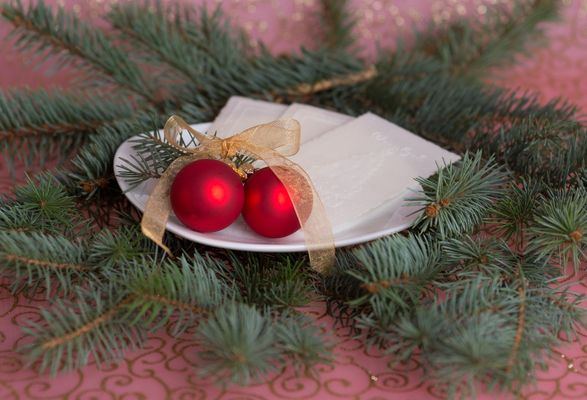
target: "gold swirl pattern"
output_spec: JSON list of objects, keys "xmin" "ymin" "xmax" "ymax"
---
[{"xmin": 1, "ymin": 0, "xmax": 587, "ymax": 399}]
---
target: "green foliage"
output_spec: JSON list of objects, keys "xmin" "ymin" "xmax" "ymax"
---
[
  {"xmin": 409, "ymin": 152, "xmax": 507, "ymax": 238},
  {"xmin": 1, "ymin": 0, "xmax": 160, "ymax": 107},
  {"xmin": 0, "ymin": 175, "xmax": 80, "ymax": 235},
  {"xmin": 528, "ymin": 186, "xmax": 587, "ymax": 269},
  {"xmin": 1, "ymin": 0, "xmax": 586, "ymax": 397},
  {"xmin": 0, "ymin": 231, "xmax": 90, "ymax": 295},
  {"xmin": 87, "ymin": 226, "xmax": 154, "ymax": 269},
  {"xmin": 15, "ymin": 175, "xmax": 77, "ymax": 224},
  {"xmin": 118, "ymin": 255, "xmax": 228, "ymax": 335},
  {"xmin": 223, "ymin": 253, "xmax": 314, "ymax": 310},
  {"xmin": 347, "ymin": 235, "xmax": 440, "ymax": 310},
  {"xmin": 115, "ymin": 120, "xmax": 193, "ymax": 191},
  {"xmin": 20, "ymin": 285, "xmax": 145, "ymax": 374},
  {"xmin": 197, "ymin": 302, "xmax": 279, "ymax": 384},
  {"xmin": 478, "ymin": 117, "xmax": 586, "ymax": 186},
  {"xmin": 0, "ymin": 90, "xmax": 134, "ymax": 169},
  {"xmin": 491, "ymin": 179, "xmax": 543, "ymax": 242},
  {"xmin": 440, "ymin": 235, "xmax": 517, "ymax": 279},
  {"xmin": 319, "ymin": 0, "xmax": 356, "ymax": 51},
  {"xmin": 412, "ymin": 0, "xmax": 560, "ymax": 80},
  {"xmin": 275, "ymin": 314, "xmax": 332, "ymax": 371},
  {"xmin": 197, "ymin": 303, "xmax": 330, "ymax": 385}
]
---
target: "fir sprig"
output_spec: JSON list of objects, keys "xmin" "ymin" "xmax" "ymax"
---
[
  {"xmin": 1, "ymin": 0, "xmax": 161, "ymax": 108},
  {"xmin": 196, "ymin": 303, "xmax": 280, "ymax": 384},
  {"xmin": 440, "ymin": 235, "xmax": 517, "ymax": 280},
  {"xmin": 0, "ymin": 231, "xmax": 90, "ymax": 295},
  {"xmin": 320, "ymin": 0, "xmax": 356, "ymax": 51},
  {"xmin": 20, "ymin": 254, "xmax": 226, "ymax": 373},
  {"xmin": 223, "ymin": 253, "xmax": 314, "ymax": 310},
  {"xmin": 528, "ymin": 186, "xmax": 587, "ymax": 269},
  {"xmin": 20, "ymin": 286, "xmax": 144, "ymax": 373},
  {"xmin": 14, "ymin": 175, "xmax": 78, "ymax": 225},
  {"xmin": 491, "ymin": 179, "xmax": 543, "ymax": 243},
  {"xmin": 197, "ymin": 303, "xmax": 330, "ymax": 385},
  {"xmin": 479, "ymin": 118, "xmax": 586, "ymax": 186},
  {"xmin": 347, "ymin": 235, "xmax": 440, "ymax": 309},
  {"xmin": 409, "ymin": 152, "xmax": 507, "ymax": 238},
  {"xmin": 413, "ymin": 0, "xmax": 560, "ymax": 80},
  {"xmin": 0, "ymin": 90, "xmax": 134, "ymax": 169}
]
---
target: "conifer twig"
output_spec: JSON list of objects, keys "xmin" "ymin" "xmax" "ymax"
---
[
  {"xmin": 4, "ymin": 254, "xmax": 87, "ymax": 272},
  {"xmin": 1, "ymin": 1, "xmax": 162, "ymax": 109},
  {"xmin": 41, "ymin": 294, "xmax": 136, "ymax": 350},
  {"xmin": 320, "ymin": 0, "xmax": 356, "ymax": 51}
]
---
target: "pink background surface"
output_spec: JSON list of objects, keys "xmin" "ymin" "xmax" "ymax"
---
[{"xmin": 1, "ymin": 1, "xmax": 587, "ymax": 399}]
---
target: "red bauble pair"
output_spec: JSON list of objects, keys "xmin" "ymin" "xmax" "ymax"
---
[{"xmin": 170, "ymin": 159, "xmax": 301, "ymax": 238}]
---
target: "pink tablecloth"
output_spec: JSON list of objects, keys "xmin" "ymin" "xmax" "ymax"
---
[{"xmin": 1, "ymin": 1, "xmax": 587, "ymax": 399}]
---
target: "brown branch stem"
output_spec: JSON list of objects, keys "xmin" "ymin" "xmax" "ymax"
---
[
  {"xmin": 5, "ymin": 254, "xmax": 88, "ymax": 272},
  {"xmin": 506, "ymin": 264, "xmax": 527, "ymax": 373},
  {"xmin": 286, "ymin": 65, "xmax": 377, "ymax": 97},
  {"xmin": 137, "ymin": 293, "xmax": 209, "ymax": 315},
  {"xmin": 41, "ymin": 294, "xmax": 136, "ymax": 350},
  {"xmin": 0, "ymin": 121, "xmax": 104, "ymax": 141}
]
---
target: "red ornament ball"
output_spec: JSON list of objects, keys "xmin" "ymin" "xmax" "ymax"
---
[
  {"xmin": 170, "ymin": 159, "xmax": 244, "ymax": 232},
  {"xmin": 243, "ymin": 167, "xmax": 309, "ymax": 238}
]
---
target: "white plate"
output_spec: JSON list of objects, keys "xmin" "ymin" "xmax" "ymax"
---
[{"xmin": 113, "ymin": 122, "xmax": 422, "ymax": 252}]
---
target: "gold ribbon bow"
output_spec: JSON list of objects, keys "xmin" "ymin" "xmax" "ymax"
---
[{"xmin": 141, "ymin": 115, "xmax": 335, "ymax": 274}]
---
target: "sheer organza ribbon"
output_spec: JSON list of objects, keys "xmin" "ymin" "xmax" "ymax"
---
[{"xmin": 141, "ymin": 115, "xmax": 335, "ymax": 274}]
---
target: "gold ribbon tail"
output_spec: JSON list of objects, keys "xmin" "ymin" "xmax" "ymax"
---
[{"xmin": 141, "ymin": 156, "xmax": 203, "ymax": 257}]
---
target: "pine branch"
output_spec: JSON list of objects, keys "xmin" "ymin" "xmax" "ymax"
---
[
  {"xmin": 528, "ymin": 186, "xmax": 587, "ymax": 269},
  {"xmin": 412, "ymin": 0, "xmax": 560, "ymax": 80},
  {"xmin": 357, "ymin": 273, "xmax": 575, "ymax": 397},
  {"xmin": 196, "ymin": 302, "xmax": 330, "ymax": 385},
  {"xmin": 118, "ymin": 255, "xmax": 228, "ymax": 335},
  {"xmin": 0, "ymin": 194, "xmax": 150, "ymax": 296},
  {"xmin": 106, "ymin": 1, "xmax": 217, "ymax": 107},
  {"xmin": 346, "ymin": 235, "xmax": 440, "ymax": 309},
  {"xmin": 0, "ymin": 89, "xmax": 134, "ymax": 168},
  {"xmin": 196, "ymin": 302, "xmax": 279, "ymax": 384},
  {"xmin": 319, "ymin": 0, "xmax": 356, "ymax": 51},
  {"xmin": 221, "ymin": 253, "xmax": 314, "ymax": 310},
  {"xmin": 87, "ymin": 225, "xmax": 155, "ymax": 269},
  {"xmin": 60, "ymin": 115, "xmax": 153, "ymax": 200},
  {"xmin": 338, "ymin": 226, "xmax": 581, "ymax": 396},
  {"xmin": 477, "ymin": 117, "xmax": 586, "ymax": 186},
  {"xmin": 14, "ymin": 175, "xmax": 78, "ymax": 225},
  {"xmin": 21, "ymin": 288, "xmax": 144, "ymax": 373},
  {"xmin": 20, "ymin": 253, "xmax": 225, "ymax": 372},
  {"xmin": 318, "ymin": 251, "xmax": 366, "ymax": 331},
  {"xmin": 275, "ymin": 314, "xmax": 332, "ymax": 371},
  {"xmin": 115, "ymin": 121, "xmax": 194, "ymax": 191},
  {"xmin": 409, "ymin": 152, "xmax": 507, "ymax": 239},
  {"xmin": 18, "ymin": 249, "xmax": 329, "ymax": 381},
  {"xmin": 107, "ymin": 4, "xmax": 196, "ymax": 99},
  {"xmin": 0, "ymin": 175, "xmax": 90, "ymax": 237},
  {"xmin": 0, "ymin": 231, "xmax": 92, "ymax": 295},
  {"xmin": 364, "ymin": 55, "xmax": 579, "ymax": 155},
  {"xmin": 490, "ymin": 179, "xmax": 543, "ymax": 244},
  {"xmin": 1, "ymin": 0, "xmax": 161, "ymax": 109},
  {"xmin": 440, "ymin": 235, "xmax": 517, "ymax": 280}
]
